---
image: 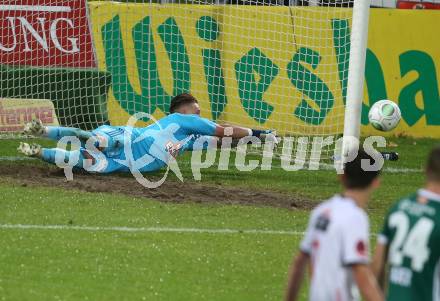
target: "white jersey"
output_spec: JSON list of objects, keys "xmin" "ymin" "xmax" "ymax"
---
[{"xmin": 300, "ymin": 195, "xmax": 370, "ymax": 301}]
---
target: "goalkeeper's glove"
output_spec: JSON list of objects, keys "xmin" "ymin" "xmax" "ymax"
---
[{"xmin": 250, "ymin": 129, "xmax": 280, "ymax": 144}]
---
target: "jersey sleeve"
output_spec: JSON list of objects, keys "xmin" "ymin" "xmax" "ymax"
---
[
  {"xmin": 179, "ymin": 114, "xmax": 218, "ymax": 136},
  {"xmin": 300, "ymin": 209, "xmax": 318, "ymax": 254},
  {"xmin": 341, "ymin": 211, "xmax": 370, "ymax": 265}
]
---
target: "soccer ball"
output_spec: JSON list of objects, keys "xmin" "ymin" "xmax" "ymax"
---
[{"xmin": 368, "ymin": 100, "xmax": 401, "ymax": 132}]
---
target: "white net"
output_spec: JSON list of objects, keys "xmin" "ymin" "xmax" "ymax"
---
[
  {"xmin": 0, "ymin": 0, "xmax": 108, "ymax": 131},
  {"xmin": 90, "ymin": 0, "xmax": 354, "ymax": 134},
  {"xmin": 1, "ymin": 0, "xmax": 365, "ymax": 159}
]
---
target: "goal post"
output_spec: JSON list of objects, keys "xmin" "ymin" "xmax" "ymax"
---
[{"xmin": 342, "ymin": 0, "xmax": 371, "ymax": 159}]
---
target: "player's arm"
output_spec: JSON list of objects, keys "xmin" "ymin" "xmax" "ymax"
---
[
  {"xmin": 216, "ymin": 123, "xmax": 280, "ymax": 147},
  {"xmin": 372, "ymin": 241, "xmax": 388, "ymax": 289},
  {"xmin": 181, "ymin": 115, "xmax": 278, "ymax": 142},
  {"xmin": 352, "ymin": 264, "xmax": 384, "ymax": 301},
  {"xmin": 285, "ymin": 210, "xmax": 317, "ymax": 301},
  {"xmin": 214, "ymin": 124, "xmax": 252, "ymax": 139},
  {"xmin": 215, "ymin": 122, "xmax": 257, "ymax": 138},
  {"xmin": 285, "ymin": 251, "xmax": 309, "ymax": 301},
  {"xmin": 342, "ymin": 212, "xmax": 384, "ymax": 301},
  {"xmin": 372, "ymin": 210, "xmax": 392, "ymax": 289}
]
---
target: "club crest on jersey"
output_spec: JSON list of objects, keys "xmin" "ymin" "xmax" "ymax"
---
[
  {"xmin": 315, "ymin": 216, "xmax": 330, "ymax": 231},
  {"xmin": 315, "ymin": 210, "xmax": 331, "ymax": 231},
  {"xmin": 166, "ymin": 141, "xmax": 182, "ymax": 158}
]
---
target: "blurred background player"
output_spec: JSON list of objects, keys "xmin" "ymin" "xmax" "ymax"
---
[
  {"xmin": 17, "ymin": 93, "xmax": 277, "ymax": 173},
  {"xmin": 372, "ymin": 146, "xmax": 440, "ymax": 301},
  {"xmin": 285, "ymin": 150, "xmax": 384, "ymax": 301}
]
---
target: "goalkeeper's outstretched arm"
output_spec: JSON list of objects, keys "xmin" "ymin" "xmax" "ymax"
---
[
  {"xmin": 179, "ymin": 113, "xmax": 279, "ymax": 143},
  {"xmin": 215, "ymin": 124, "xmax": 280, "ymax": 148},
  {"xmin": 214, "ymin": 124, "xmax": 256, "ymax": 139},
  {"xmin": 169, "ymin": 93, "xmax": 279, "ymax": 143}
]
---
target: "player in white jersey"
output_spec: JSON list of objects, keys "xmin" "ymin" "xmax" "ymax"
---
[{"xmin": 285, "ymin": 150, "xmax": 384, "ymax": 301}]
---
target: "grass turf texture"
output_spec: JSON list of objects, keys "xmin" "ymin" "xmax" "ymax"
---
[{"xmin": 0, "ymin": 136, "xmax": 434, "ymax": 300}]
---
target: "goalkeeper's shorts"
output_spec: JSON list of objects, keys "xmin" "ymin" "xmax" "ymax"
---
[
  {"xmin": 91, "ymin": 125, "xmax": 125, "ymax": 158},
  {"xmin": 79, "ymin": 148, "xmax": 166, "ymax": 174}
]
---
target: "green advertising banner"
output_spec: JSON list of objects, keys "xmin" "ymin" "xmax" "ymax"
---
[{"xmin": 89, "ymin": 3, "xmax": 440, "ymax": 137}]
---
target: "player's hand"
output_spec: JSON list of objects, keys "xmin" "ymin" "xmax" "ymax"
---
[{"xmin": 261, "ymin": 130, "xmax": 280, "ymax": 145}]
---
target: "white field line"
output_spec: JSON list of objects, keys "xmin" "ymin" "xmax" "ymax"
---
[
  {"xmin": 0, "ymin": 156, "xmax": 422, "ymax": 173},
  {"xmin": 178, "ymin": 161, "xmax": 422, "ymax": 173},
  {"xmin": 0, "ymin": 224, "xmax": 304, "ymax": 236},
  {"xmin": 0, "ymin": 5, "xmax": 71, "ymax": 12},
  {"xmin": 317, "ymin": 162, "xmax": 422, "ymax": 173},
  {"xmin": 0, "ymin": 156, "xmax": 36, "ymax": 161}
]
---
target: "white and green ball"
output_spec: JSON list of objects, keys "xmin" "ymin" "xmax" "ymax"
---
[{"xmin": 368, "ymin": 100, "xmax": 402, "ymax": 132}]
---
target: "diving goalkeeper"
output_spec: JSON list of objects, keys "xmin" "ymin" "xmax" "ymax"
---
[{"xmin": 17, "ymin": 93, "xmax": 277, "ymax": 173}]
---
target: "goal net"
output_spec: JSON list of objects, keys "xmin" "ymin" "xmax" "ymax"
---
[{"xmin": 1, "ymin": 0, "xmax": 369, "ymax": 162}]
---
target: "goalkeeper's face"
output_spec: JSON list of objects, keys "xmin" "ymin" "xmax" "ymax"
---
[{"xmin": 180, "ymin": 102, "xmax": 201, "ymax": 116}]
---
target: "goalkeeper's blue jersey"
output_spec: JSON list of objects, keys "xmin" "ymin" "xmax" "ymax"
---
[{"xmin": 93, "ymin": 113, "xmax": 218, "ymax": 173}]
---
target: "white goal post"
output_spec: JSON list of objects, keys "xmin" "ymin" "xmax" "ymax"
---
[{"xmin": 342, "ymin": 0, "xmax": 371, "ymax": 158}]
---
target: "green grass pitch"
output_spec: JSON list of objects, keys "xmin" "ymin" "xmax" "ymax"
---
[{"xmin": 0, "ymin": 136, "xmax": 434, "ymax": 300}]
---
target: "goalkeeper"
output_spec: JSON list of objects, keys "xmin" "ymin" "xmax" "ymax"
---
[{"xmin": 17, "ymin": 93, "xmax": 277, "ymax": 173}]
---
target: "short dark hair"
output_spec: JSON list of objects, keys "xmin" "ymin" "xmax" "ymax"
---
[
  {"xmin": 169, "ymin": 93, "xmax": 198, "ymax": 114},
  {"xmin": 426, "ymin": 146, "xmax": 440, "ymax": 181},
  {"xmin": 343, "ymin": 149, "xmax": 381, "ymax": 189}
]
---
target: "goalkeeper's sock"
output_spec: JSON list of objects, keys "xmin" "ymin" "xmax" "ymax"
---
[
  {"xmin": 41, "ymin": 148, "xmax": 63, "ymax": 164},
  {"xmin": 46, "ymin": 126, "xmax": 75, "ymax": 140},
  {"xmin": 46, "ymin": 126, "xmax": 92, "ymax": 146}
]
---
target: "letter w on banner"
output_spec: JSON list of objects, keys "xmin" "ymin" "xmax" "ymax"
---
[{"xmin": 0, "ymin": 0, "xmax": 96, "ymax": 67}]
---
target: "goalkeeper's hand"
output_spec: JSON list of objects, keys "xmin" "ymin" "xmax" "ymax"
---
[{"xmin": 260, "ymin": 130, "xmax": 280, "ymax": 145}]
